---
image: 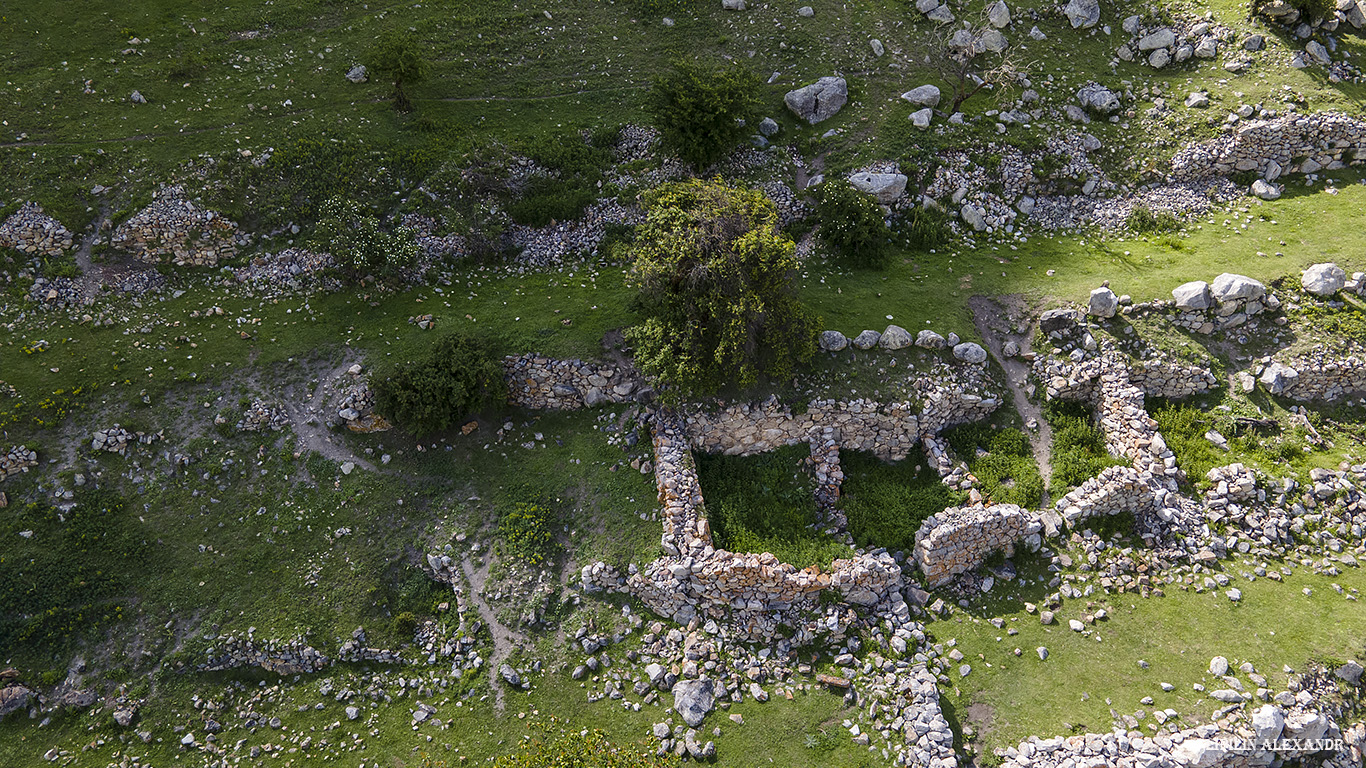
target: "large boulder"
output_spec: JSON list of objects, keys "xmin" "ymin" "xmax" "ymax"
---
[
  {"xmin": 848, "ymin": 172, "xmax": 908, "ymax": 204},
  {"xmin": 784, "ymin": 77, "xmax": 848, "ymax": 125},
  {"xmin": 1088, "ymin": 287, "xmax": 1118, "ymax": 318},
  {"xmin": 953, "ymin": 342, "xmax": 988, "ymax": 364},
  {"xmin": 1284, "ymin": 711, "xmax": 1329, "ymax": 741},
  {"xmin": 879, "ymin": 325, "xmax": 913, "ymax": 350},
  {"xmin": 986, "ymin": 0, "xmax": 1011, "ymax": 27},
  {"xmin": 1064, "ymin": 0, "xmax": 1100, "ymax": 28},
  {"xmin": 979, "ymin": 29, "xmax": 1008, "ymax": 52},
  {"xmin": 1211, "ymin": 273, "xmax": 1265, "ymax": 302},
  {"xmin": 673, "ymin": 679, "xmax": 715, "ymax": 727},
  {"xmin": 901, "ymin": 84, "xmax": 942, "ymax": 107},
  {"xmin": 1172, "ymin": 280, "xmax": 1213, "ymax": 310},
  {"xmin": 1171, "ymin": 738, "xmax": 1227, "ymax": 768},
  {"xmin": 1259, "ymin": 362, "xmax": 1298, "ymax": 395},
  {"xmin": 916, "ymin": 329, "xmax": 947, "ymax": 349},
  {"xmin": 1251, "ymin": 705, "xmax": 1285, "ymax": 742},
  {"xmin": 1040, "ymin": 308, "xmax": 1079, "ymax": 334},
  {"xmin": 960, "ymin": 204, "xmax": 986, "ymax": 231},
  {"xmin": 1138, "ymin": 28, "xmax": 1176, "ymax": 50},
  {"xmin": 1077, "ymin": 83, "xmax": 1120, "ymax": 114},
  {"xmin": 852, "ymin": 330, "xmax": 881, "ymax": 349},
  {"xmin": 0, "ymin": 685, "xmax": 32, "ymax": 720},
  {"xmin": 1302, "ymin": 262, "xmax": 1346, "ymax": 296},
  {"xmin": 1251, "ymin": 179, "xmax": 1281, "ymax": 200},
  {"xmin": 820, "ymin": 330, "xmax": 849, "ymax": 351}
]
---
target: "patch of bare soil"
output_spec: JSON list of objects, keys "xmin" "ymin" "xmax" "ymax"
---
[
  {"xmin": 280, "ymin": 356, "xmax": 375, "ymax": 471},
  {"xmin": 969, "ymin": 295, "xmax": 1054, "ymax": 502},
  {"xmin": 460, "ymin": 555, "xmax": 526, "ymax": 714}
]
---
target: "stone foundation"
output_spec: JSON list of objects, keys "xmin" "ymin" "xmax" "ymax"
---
[
  {"xmin": 111, "ymin": 186, "xmax": 241, "ymax": 266},
  {"xmin": 914, "ymin": 503, "xmax": 1036, "ymax": 587},
  {"xmin": 0, "ymin": 203, "xmax": 73, "ymax": 256}
]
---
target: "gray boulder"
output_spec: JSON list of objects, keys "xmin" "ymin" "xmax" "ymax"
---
[
  {"xmin": 1172, "ymin": 280, "xmax": 1212, "ymax": 310},
  {"xmin": 500, "ymin": 664, "xmax": 522, "ymax": 688},
  {"xmin": 1088, "ymin": 287, "xmax": 1118, "ymax": 318},
  {"xmin": 953, "ymin": 342, "xmax": 988, "ymax": 364},
  {"xmin": 852, "ymin": 330, "xmax": 881, "ymax": 349},
  {"xmin": 1040, "ymin": 308, "xmax": 1079, "ymax": 333},
  {"xmin": 345, "ymin": 65, "xmax": 368, "ymax": 83},
  {"xmin": 1148, "ymin": 48, "xmax": 1170, "ymax": 68},
  {"xmin": 1172, "ymin": 738, "xmax": 1227, "ymax": 768},
  {"xmin": 879, "ymin": 325, "xmax": 913, "ymax": 350},
  {"xmin": 987, "ymin": 0, "xmax": 1011, "ymax": 27},
  {"xmin": 1260, "ymin": 362, "xmax": 1298, "ymax": 395},
  {"xmin": 1306, "ymin": 40, "xmax": 1331, "ymax": 65},
  {"xmin": 130, "ymin": 90, "xmax": 147, "ymax": 104},
  {"xmin": 673, "ymin": 679, "xmax": 715, "ymax": 727},
  {"xmin": 1138, "ymin": 28, "xmax": 1175, "ymax": 50},
  {"xmin": 0, "ymin": 685, "xmax": 32, "ymax": 720},
  {"xmin": 820, "ymin": 330, "xmax": 849, "ymax": 351},
  {"xmin": 1284, "ymin": 711, "xmax": 1328, "ymax": 741},
  {"xmin": 910, "ymin": 108, "xmax": 933, "ymax": 129},
  {"xmin": 784, "ymin": 77, "xmax": 848, "ymax": 124},
  {"xmin": 961, "ymin": 204, "xmax": 986, "ymax": 231},
  {"xmin": 1185, "ymin": 91, "xmax": 1210, "ymax": 108},
  {"xmin": 1077, "ymin": 83, "xmax": 1120, "ymax": 114},
  {"xmin": 798, "ymin": 6, "xmax": 815, "ymax": 16},
  {"xmin": 1064, "ymin": 0, "xmax": 1100, "ymax": 28},
  {"xmin": 1211, "ymin": 273, "xmax": 1265, "ymax": 302},
  {"xmin": 1336, "ymin": 660, "xmax": 1364, "ymax": 684},
  {"xmin": 1302, "ymin": 262, "xmax": 1346, "ymax": 296},
  {"xmin": 916, "ymin": 329, "xmax": 946, "ymax": 349},
  {"xmin": 980, "ymin": 29, "xmax": 1008, "ymax": 52},
  {"xmin": 901, "ymin": 84, "xmax": 941, "ymax": 107},
  {"xmin": 1251, "ymin": 179, "xmax": 1281, "ymax": 200},
  {"xmin": 722, "ymin": 0, "xmax": 746, "ymax": 9},
  {"xmin": 759, "ymin": 117, "xmax": 780, "ymax": 137},
  {"xmin": 1252, "ymin": 705, "xmax": 1285, "ymax": 742},
  {"xmin": 849, "ymin": 172, "xmax": 908, "ymax": 203}
]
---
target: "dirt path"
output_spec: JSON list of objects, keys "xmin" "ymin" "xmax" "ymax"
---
[
  {"xmin": 460, "ymin": 555, "xmax": 526, "ymax": 714},
  {"xmin": 281, "ymin": 357, "xmax": 376, "ymax": 472},
  {"xmin": 969, "ymin": 295, "xmax": 1054, "ymax": 502},
  {"xmin": 71, "ymin": 205, "xmax": 109, "ymax": 300}
]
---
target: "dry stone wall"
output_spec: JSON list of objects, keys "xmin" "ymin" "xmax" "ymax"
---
[
  {"xmin": 111, "ymin": 186, "xmax": 242, "ymax": 266},
  {"xmin": 1055, "ymin": 465, "xmax": 1158, "ymax": 527},
  {"xmin": 1171, "ymin": 111, "xmax": 1366, "ymax": 182},
  {"xmin": 196, "ymin": 634, "xmax": 332, "ymax": 675},
  {"xmin": 914, "ymin": 503, "xmax": 1037, "ymax": 587},
  {"xmin": 502, "ymin": 354, "xmax": 649, "ymax": 410},
  {"xmin": 1267, "ymin": 349, "xmax": 1366, "ymax": 401},
  {"xmin": 0, "ymin": 203, "xmax": 73, "ymax": 256},
  {"xmin": 685, "ymin": 397, "xmax": 920, "ymax": 462}
]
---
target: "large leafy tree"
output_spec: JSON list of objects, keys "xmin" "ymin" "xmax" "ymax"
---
[
  {"xmin": 646, "ymin": 59, "xmax": 762, "ymax": 170},
  {"xmin": 368, "ymin": 29, "xmax": 429, "ymax": 112},
  {"xmin": 625, "ymin": 179, "xmax": 819, "ymax": 400}
]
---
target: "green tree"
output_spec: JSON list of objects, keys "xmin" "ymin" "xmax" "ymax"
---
[
  {"xmin": 625, "ymin": 179, "xmax": 819, "ymax": 400},
  {"xmin": 807, "ymin": 179, "xmax": 891, "ymax": 268},
  {"xmin": 368, "ymin": 29, "xmax": 429, "ymax": 112},
  {"xmin": 371, "ymin": 331, "xmax": 505, "ymax": 436},
  {"xmin": 311, "ymin": 196, "xmax": 420, "ymax": 285},
  {"xmin": 646, "ymin": 59, "xmax": 762, "ymax": 170}
]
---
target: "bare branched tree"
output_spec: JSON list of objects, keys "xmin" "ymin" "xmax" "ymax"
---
[{"xmin": 917, "ymin": 11, "xmax": 1029, "ymax": 115}]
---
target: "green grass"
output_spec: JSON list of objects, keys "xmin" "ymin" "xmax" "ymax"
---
[
  {"xmin": 695, "ymin": 445, "xmax": 852, "ymax": 568},
  {"xmin": 1047, "ymin": 401, "xmax": 1128, "ymax": 496},
  {"xmin": 942, "ymin": 421, "xmax": 1044, "ymax": 508},
  {"xmin": 840, "ymin": 451, "xmax": 963, "ymax": 555}
]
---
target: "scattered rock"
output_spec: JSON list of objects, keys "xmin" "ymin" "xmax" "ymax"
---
[
  {"xmin": 784, "ymin": 77, "xmax": 848, "ymax": 124},
  {"xmin": 1302, "ymin": 263, "xmax": 1346, "ymax": 296}
]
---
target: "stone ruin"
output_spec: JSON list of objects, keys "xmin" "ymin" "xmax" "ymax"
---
[
  {"xmin": 0, "ymin": 445, "xmax": 39, "ymax": 482},
  {"xmin": 0, "ymin": 202, "xmax": 73, "ymax": 257},
  {"xmin": 1171, "ymin": 111, "xmax": 1366, "ymax": 183},
  {"xmin": 110, "ymin": 186, "xmax": 242, "ymax": 266}
]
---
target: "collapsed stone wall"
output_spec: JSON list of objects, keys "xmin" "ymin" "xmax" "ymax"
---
[
  {"xmin": 1054, "ymin": 465, "xmax": 1158, "ymax": 528},
  {"xmin": 1268, "ymin": 348, "xmax": 1366, "ymax": 402},
  {"xmin": 0, "ymin": 446, "xmax": 39, "ymax": 482},
  {"xmin": 0, "ymin": 203, "xmax": 73, "ymax": 256},
  {"xmin": 913, "ymin": 503, "xmax": 1036, "ymax": 587},
  {"xmin": 196, "ymin": 634, "xmax": 332, "ymax": 675},
  {"xmin": 807, "ymin": 430, "xmax": 845, "ymax": 534},
  {"xmin": 685, "ymin": 397, "xmax": 920, "ymax": 462},
  {"xmin": 503, "ymin": 354, "xmax": 649, "ymax": 410},
  {"xmin": 110, "ymin": 186, "xmax": 241, "ymax": 266},
  {"xmin": 1171, "ymin": 111, "xmax": 1366, "ymax": 182}
]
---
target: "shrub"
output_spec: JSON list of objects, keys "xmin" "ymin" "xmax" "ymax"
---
[
  {"xmin": 1047, "ymin": 401, "xmax": 1127, "ymax": 494},
  {"xmin": 1127, "ymin": 204, "xmax": 1180, "ymax": 234},
  {"xmin": 807, "ymin": 180, "xmax": 891, "ymax": 268},
  {"xmin": 371, "ymin": 331, "xmax": 505, "ymax": 436},
  {"xmin": 499, "ymin": 503, "xmax": 558, "ymax": 566},
  {"xmin": 626, "ymin": 179, "xmax": 820, "ymax": 400},
  {"xmin": 896, "ymin": 203, "xmax": 952, "ymax": 251},
  {"xmin": 646, "ymin": 59, "xmax": 762, "ymax": 170},
  {"xmin": 841, "ymin": 452, "xmax": 961, "ymax": 553},
  {"xmin": 488, "ymin": 719, "xmax": 669, "ymax": 768},
  {"xmin": 368, "ymin": 29, "xmax": 429, "ymax": 112},
  {"xmin": 507, "ymin": 179, "xmax": 597, "ymax": 226},
  {"xmin": 393, "ymin": 611, "xmax": 418, "ymax": 639},
  {"xmin": 943, "ymin": 423, "xmax": 1044, "ymax": 508},
  {"xmin": 311, "ymin": 196, "xmax": 420, "ymax": 285}
]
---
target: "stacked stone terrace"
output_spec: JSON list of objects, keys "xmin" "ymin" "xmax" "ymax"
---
[
  {"xmin": 0, "ymin": 202, "xmax": 73, "ymax": 257},
  {"xmin": 1170, "ymin": 111, "xmax": 1366, "ymax": 182}
]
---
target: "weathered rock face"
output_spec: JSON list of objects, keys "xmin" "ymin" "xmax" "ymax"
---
[
  {"xmin": 1302, "ymin": 262, "xmax": 1346, "ymax": 296},
  {"xmin": 0, "ymin": 202, "xmax": 73, "ymax": 257},
  {"xmin": 784, "ymin": 77, "xmax": 848, "ymax": 124},
  {"xmin": 111, "ymin": 186, "xmax": 242, "ymax": 266},
  {"xmin": 1172, "ymin": 111, "xmax": 1366, "ymax": 181}
]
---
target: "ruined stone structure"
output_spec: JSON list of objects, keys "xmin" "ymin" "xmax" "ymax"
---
[
  {"xmin": 1171, "ymin": 111, "xmax": 1366, "ymax": 182},
  {"xmin": 914, "ymin": 504, "xmax": 1036, "ymax": 587},
  {"xmin": 503, "ymin": 353, "xmax": 648, "ymax": 409},
  {"xmin": 0, "ymin": 446, "xmax": 39, "ymax": 482},
  {"xmin": 110, "ymin": 186, "xmax": 241, "ymax": 266},
  {"xmin": 0, "ymin": 203, "xmax": 73, "ymax": 256}
]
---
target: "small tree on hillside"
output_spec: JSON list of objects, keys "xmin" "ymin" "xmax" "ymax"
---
[
  {"xmin": 625, "ymin": 179, "xmax": 819, "ymax": 400},
  {"xmin": 369, "ymin": 29, "xmax": 429, "ymax": 112},
  {"xmin": 371, "ymin": 331, "xmax": 505, "ymax": 436},
  {"xmin": 646, "ymin": 59, "xmax": 762, "ymax": 171},
  {"xmin": 806, "ymin": 179, "xmax": 891, "ymax": 269},
  {"xmin": 919, "ymin": 15, "xmax": 1027, "ymax": 115},
  {"xmin": 311, "ymin": 196, "xmax": 419, "ymax": 285}
]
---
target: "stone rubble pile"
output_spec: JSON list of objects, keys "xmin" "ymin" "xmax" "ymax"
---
[
  {"xmin": 236, "ymin": 400, "xmax": 289, "ymax": 432},
  {"xmin": 197, "ymin": 634, "xmax": 332, "ymax": 676},
  {"xmin": 110, "ymin": 186, "xmax": 244, "ymax": 266},
  {"xmin": 502, "ymin": 354, "xmax": 650, "ymax": 410},
  {"xmin": 0, "ymin": 446, "xmax": 39, "ymax": 481},
  {"xmin": 807, "ymin": 430, "xmax": 847, "ymax": 535},
  {"xmin": 90, "ymin": 425, "xmax": 162, "ymax": 455},
  {"xmin": 1115, "ymin": 17, "xmax": 1230, "ymax": 70},
  {"xmin": 1171, "ymin": 112, "xmax": 1366, "ymax": 183},
  {"xmin": 233, "ymin": 248, "xmax": 338, "ymax": 296},
  {"xmin": 0, "ymin": 202, "xmax": 74, "ymax": 256},
  {"xmin": 914, "ymin": 503, "xmax": 1037, "ymax": 587}
]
